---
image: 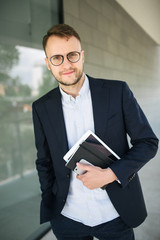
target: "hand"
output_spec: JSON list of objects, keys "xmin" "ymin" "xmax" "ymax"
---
[{"xmin": 76, "ymin": 162, "xmax": 118, "ymax": 190}]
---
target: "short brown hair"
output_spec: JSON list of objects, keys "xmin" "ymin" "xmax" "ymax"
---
[{"xmin": 43, "ymin": 24, "xmax": 81, "ymax": 51}]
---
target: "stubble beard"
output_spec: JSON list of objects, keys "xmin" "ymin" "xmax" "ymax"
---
[{"xmin": 51, "ymin": 68, "xmax": 84, "ymax": 87}]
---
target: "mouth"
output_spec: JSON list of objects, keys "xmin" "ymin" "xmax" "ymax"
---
[{"xmin": 62, "ymin": 70, "xmax": 75, "ymax": 75}]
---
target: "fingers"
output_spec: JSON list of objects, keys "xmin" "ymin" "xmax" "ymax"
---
[
  {"xmin": 76, "ymin": 162, "xmax": 93, "ymax": 171},
  {"xmin": 76, "ymin": 169, "xmax": 91, "ymax": 188},
  {"xmin": 76, "ymin": 162, "xmax": 90, "ymax": 181},
  {"xmin": 76, "ymin": 174, "xmax": 83, "ymax": 180}
]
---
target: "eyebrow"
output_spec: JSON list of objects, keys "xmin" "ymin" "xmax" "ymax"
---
[{"xmin": 51, "ymin": 50, "xmax": 82, "ymax": 56}]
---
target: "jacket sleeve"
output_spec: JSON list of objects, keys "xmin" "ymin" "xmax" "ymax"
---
[
  {"xmin": 32, "ymin": 102, "xmax": 55, "ymax": 208},
  {"xmin": 110, "ymin": 82, "xmax": 159, "ymax": 188}
]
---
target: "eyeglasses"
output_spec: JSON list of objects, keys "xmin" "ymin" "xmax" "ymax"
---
[{"xmin": 49, "ymin": 51, "xmax": 82, "ymax": 66}]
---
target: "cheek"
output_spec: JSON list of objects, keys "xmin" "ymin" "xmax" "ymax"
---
[
  {"xmin": 49, "ymin": 64, "xmax": 60, "ymax": 73},
  {"xmin": 51, "ymin": 68, "xmax": 60, "ymax": 77},
  {"xmin": 76, "ymin": 60, "xmax": 84, "ymax": 70}
]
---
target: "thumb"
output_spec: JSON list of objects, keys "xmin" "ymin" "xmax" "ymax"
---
[{"xmin": 76, "ymin": 162, "xmax": 93, "ymax": 171}]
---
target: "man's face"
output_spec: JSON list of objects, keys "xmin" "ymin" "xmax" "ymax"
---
[{"xmin": 45, "ymin": 35, "xmax": 84, "ymax": 87}]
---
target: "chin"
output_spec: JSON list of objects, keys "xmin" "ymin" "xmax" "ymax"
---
[{"xmin": 60, "ymin": 76, "xmax": 82, "ymax": 86}]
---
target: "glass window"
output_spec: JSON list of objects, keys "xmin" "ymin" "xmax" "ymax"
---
[{"xmin": 0, "ymin": 0, "xmax": 61, "ymax": 239}]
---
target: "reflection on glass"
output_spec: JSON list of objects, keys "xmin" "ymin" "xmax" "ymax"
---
[
  {"xmin": 0, "ymin": 44, "xmax": 58, "ymax": 240},
  {"xmin": 0, "ymin": 0, "xmax": 61, "ymax": 238},
  {"xmin": 0, "ymin": 44, "xmax": 58, "ymax": 184}
]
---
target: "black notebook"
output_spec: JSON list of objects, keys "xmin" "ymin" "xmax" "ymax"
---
[{"xmin": 64, "ymin": 130, "xmax": 120, "ymax": 175}]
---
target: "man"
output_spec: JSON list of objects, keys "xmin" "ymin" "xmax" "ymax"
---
[{"xmin": 32, "ymin": 24, "xmax": 158, "ymax": 240}]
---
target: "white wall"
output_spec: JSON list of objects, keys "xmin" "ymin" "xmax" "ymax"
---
[{"xmin": 116, "ymin": 0, "xmax": 160, "ymax": 45}]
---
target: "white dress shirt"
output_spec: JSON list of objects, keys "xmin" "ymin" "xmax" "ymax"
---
[{"xmin": 61, "ymin": 75, "xmax": 119, "ymax": 226}]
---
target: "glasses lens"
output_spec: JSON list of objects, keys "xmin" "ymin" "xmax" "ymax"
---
[
  {"xmin": 50, "ymin": 55, "xmax": 63, "ymax": 66},
  {"xmin": 67, "ymin": 52, "xmax": 80, "ymax": 63}
]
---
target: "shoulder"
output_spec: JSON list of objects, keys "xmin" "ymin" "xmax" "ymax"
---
[
  {"xmin": 32, "ymin": 87, "xmax": 60, "ymax": 108},
  {"xmin": 87, "ymin": 75, "xmax": 133, "ymax": 101},
  {"xmin": 87, "ymin": 74, "xmax": 127, "ymax": 89}
]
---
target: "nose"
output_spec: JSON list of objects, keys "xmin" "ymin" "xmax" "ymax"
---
[{"xmin": 62, "ymin": 55, "xmax": 72, "ymax": 68}]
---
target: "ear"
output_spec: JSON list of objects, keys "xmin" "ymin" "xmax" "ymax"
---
[
  {"xmin": 45, "ymin": 57, "xmax": 51, "ymax": 71},
  {"xmin": 81, "ymin": 50, "xmax": 85, "ymax": 63}
]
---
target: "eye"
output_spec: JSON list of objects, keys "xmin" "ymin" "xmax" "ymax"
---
[
  {"xmin": 68, "ymin": 52, "xmax": 78, "ymax": 58},
  {"xmin": 52, "ymin": 55, "xmax": 62, "ymax": 61},
  {"xmin": 50, "ymin": 55, "xmax": 63, "ymax": 66},
  {"xmin": 70, "ymin": 52, "xmax": 77, "ymax": 57},
  {"xmin": 67, "ymin": 52, "xmax": 80, "ymax": 62}
]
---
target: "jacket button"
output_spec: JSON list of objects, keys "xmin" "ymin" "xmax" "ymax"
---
[
  {"xmin": 67, "ymin": 174, "xmax": 70, "ymax": 178},
  {"xmin": 63, "ymin": 199, "xmax": 66, "ymax": 203}
]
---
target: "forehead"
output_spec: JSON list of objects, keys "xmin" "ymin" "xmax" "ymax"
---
[{"xmin": 45, "ymin": 35, "xmax": 81, "ymax": 56}]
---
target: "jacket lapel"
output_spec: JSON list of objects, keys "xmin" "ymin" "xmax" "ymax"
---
[
  {"xmin": 88, "ymin": 76, "xmax": 110, "ymax": 142},
  {"xmin": 44, "ymin": 87, "xmax": 69, "ymax": 155}
]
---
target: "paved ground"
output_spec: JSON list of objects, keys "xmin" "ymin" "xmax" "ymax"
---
[
  {"xmin": 41, "ymin": 153, "xmax": 160, "ymax": 240},
  {"xmin": 0, "ymin": 173, "xmax": 50, "ymax": 240}
]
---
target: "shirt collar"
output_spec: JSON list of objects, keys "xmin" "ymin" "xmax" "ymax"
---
[{"xmin": 60, "ymin": 74, "xmax": 90, "ymax": 103}]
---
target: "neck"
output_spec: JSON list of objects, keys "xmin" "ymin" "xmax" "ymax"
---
[{"xmin": 60, "ymin": 73, "xmax": 85, "ymax": 98}]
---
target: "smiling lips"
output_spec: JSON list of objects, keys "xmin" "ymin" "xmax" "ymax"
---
[{"xmin": 62, "ymin": 70, "xmax": 75, "ymax": 75}]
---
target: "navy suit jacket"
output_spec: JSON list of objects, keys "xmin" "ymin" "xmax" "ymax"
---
[{"xmin": 32, "ymin": 75, "xmax": 158, "ymax": 227}]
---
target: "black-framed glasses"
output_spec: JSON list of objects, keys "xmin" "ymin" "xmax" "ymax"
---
[{"xmin": 49, "ymin": 51, "xmax": 82, "ymax": 66}]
